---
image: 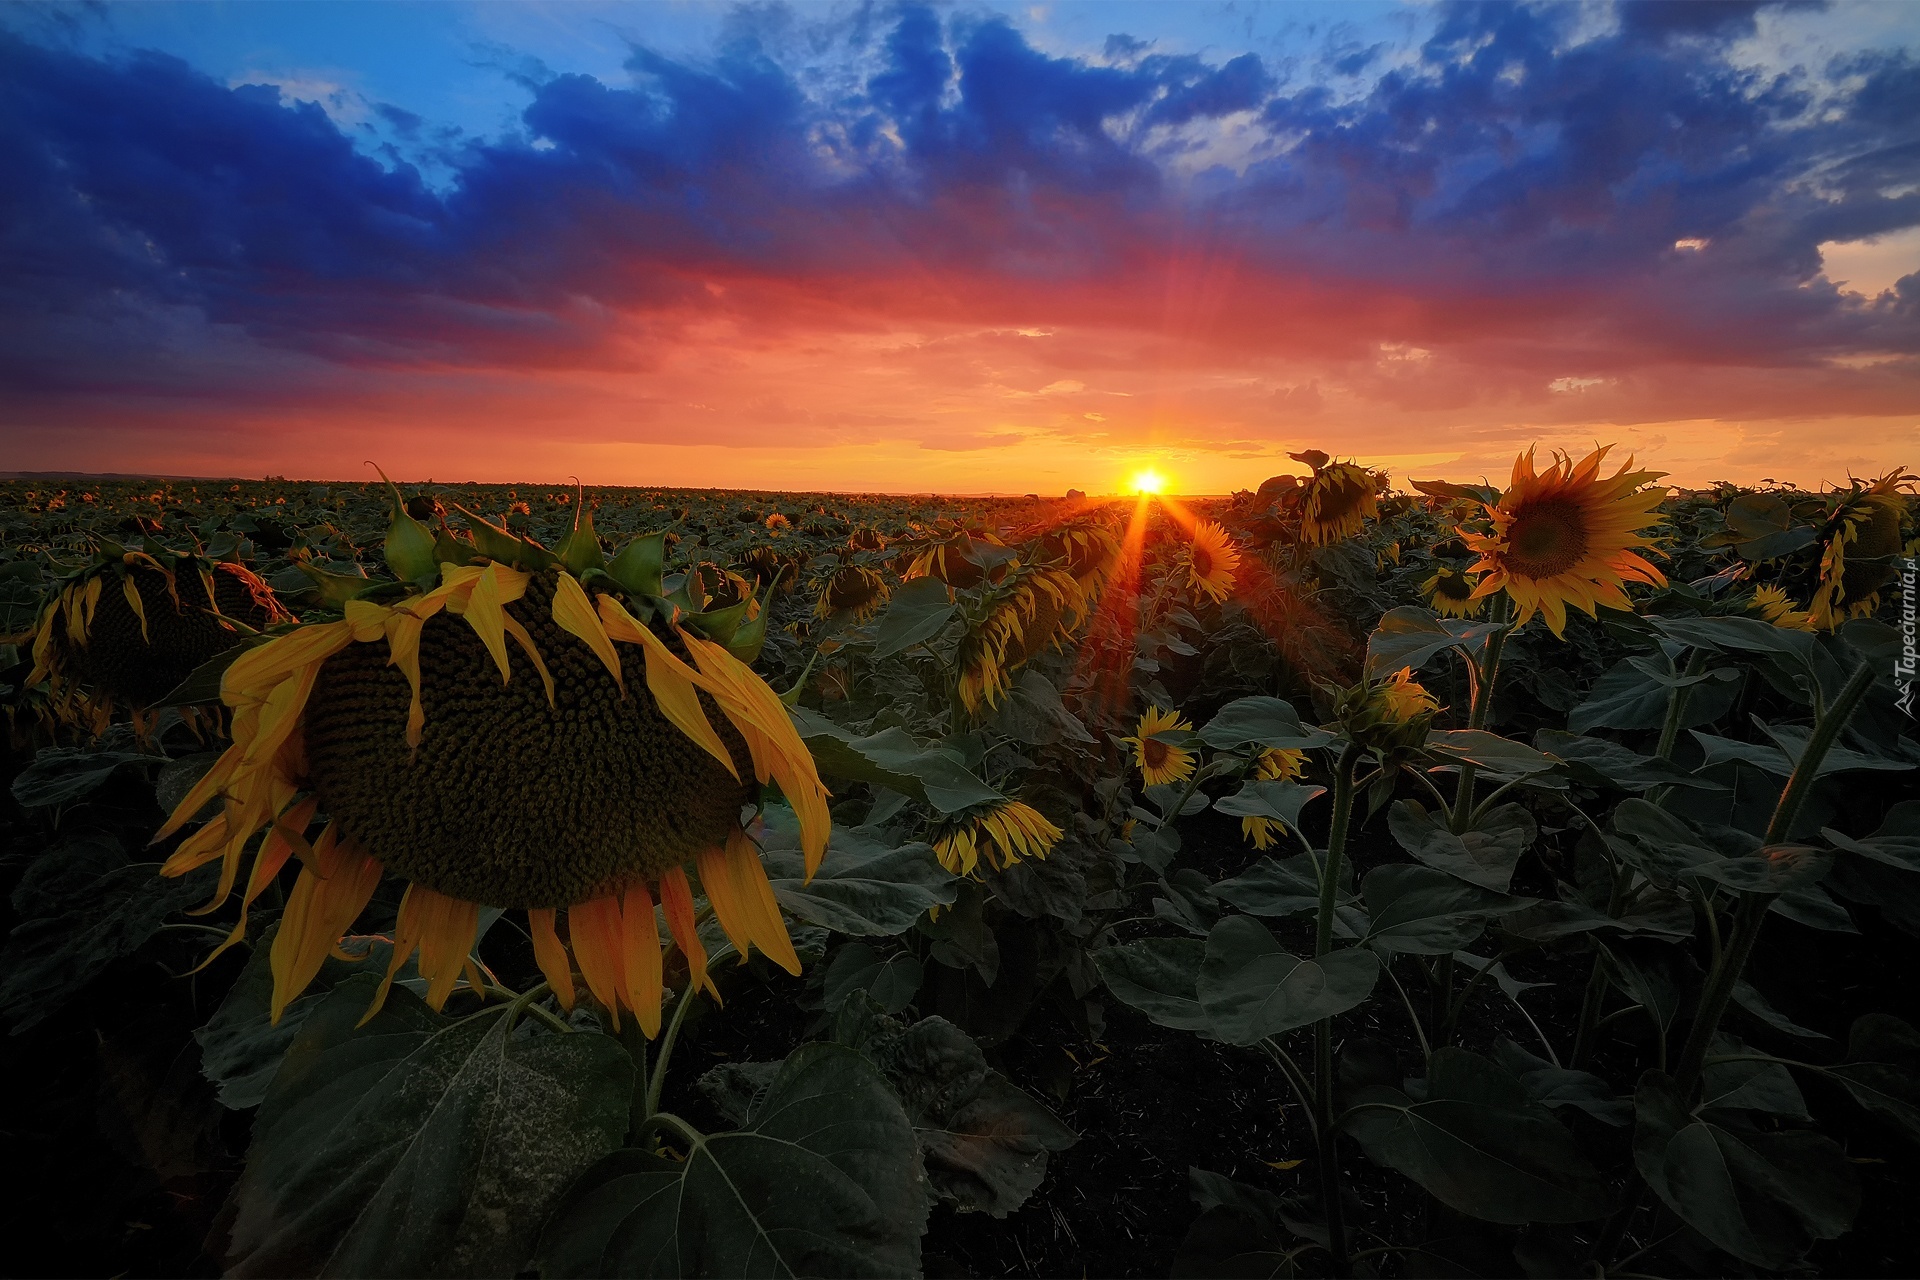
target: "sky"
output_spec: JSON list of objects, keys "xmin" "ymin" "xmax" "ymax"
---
[{"xmin": 2, "ymin": 0, "xmax": 1918, "ymax": 495}]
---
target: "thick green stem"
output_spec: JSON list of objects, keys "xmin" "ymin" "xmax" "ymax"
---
[
  {"xmin": 1314, "ymin": 742, "xmax": 1363, "ymax": 1279},
  {"xmin": 1653, "ymin": 650, "xmax": 1711, "ymax": 762},
  {"xmin": 645, "ymin": 981, "xmax": 705, "ymax": 1120},
  {"xmin": 1670, "ymin": 659, "xmax": 1876, "ymax": 1098},
  {"xmin": 1449, "ymin": 594, "xmax": 1513, "ymax": 834}
]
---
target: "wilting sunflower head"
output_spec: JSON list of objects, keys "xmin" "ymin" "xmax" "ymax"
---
[
  {"xmin": 1810, "ymin": 469, "xmax": 1913, "ymax": 629},
  {"xmin": 1299, "ymin": 461, "xmax": 1380, "ymax": 546},
  {"xmin": 1748, "ymin": 585, "xmax": 1815, "ymax": 632},
  {"xmin": 813, "ymin": 564, "xmax": 889, "ymax": 621},
  {"xmin": 1183, "ymin": 521, "xmax": 1242, "ymax": 604},
  {"xmin": 956, "ymin": 567, "xmax": 1086, "ymax": 714},
  {"xmin": 1122, "ymin": 705, "xmax": 1196, "ymax": 787},
  {"xmin": 154, "ymin": 549, "xmax": 831, "ymax": 1040},
  {"xmin": 28, "ymin": 549, "xmax": 291, "ymax": 732},
  {"xmin": 1463, "ymin": 446, "xmax": 1669, "ymax": 638},
  {"xmin": 1422, "ymin": 565, "xmax": 1484, "ymax": 618},
  {"xmin": 931, "ymin": 798, "xmax": 1062, "ymax": 879},
  {"xmin": 1036, "ymin": 519, "xmax": 1121, "ymax": 587},
  {"xmin": 900, "ymin": 526, "xmax": 1004, "ymax": 589}
]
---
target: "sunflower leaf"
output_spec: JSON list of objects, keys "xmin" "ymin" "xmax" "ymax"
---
[
  {"xmin": 760, "ymin": 813, "xmax": 958, "ymax": 935},
  {"xmin": 538, "ymin": 1043, "xmax": 928, "ymax": 1279},
  {"xmin": 228, "ymin": 975, "xmax": 631, "ymax": 1278}
]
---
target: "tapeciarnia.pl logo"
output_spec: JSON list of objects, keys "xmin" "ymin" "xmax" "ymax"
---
[{"xmin": 1899, "ymin": 558, "xmax": 1917, "ymax": 717}]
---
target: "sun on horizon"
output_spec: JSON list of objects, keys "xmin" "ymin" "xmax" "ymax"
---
[{"xmin": 1128, "ymin": 467, "xmax": 1168, "ymax": 496}]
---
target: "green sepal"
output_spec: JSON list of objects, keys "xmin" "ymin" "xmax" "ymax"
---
[
  {"xmin": 723, "ymin": 570, "xmax": 780, "ymax": 663},
  {"xmin": 686, "ymin": 595, "xmax": 752, "ymax": 648},
  {"xmin": 557, "ymin": 506, "xmax": 604, "ymax": 577},
  {"xmin": 298, "ymin": 562, "xmax": 381, "ymax": 608},
  {"xmin": 434, "ymin": 526, "xmax": 477, "ymax": 569},
  {"xmin": 95, "ymin": 536, "xmax": 129, "ymax": 562},
  {"xmin": 606, "ymin": 532, "xmax": 667, "ymax": 597},
  {"xmin": 370, "ymin": 463, "xmax": 439, "ymax": 582},
  {"xmin": 451, "ymin": 504, "xmax": 557, "ymax": 571}
]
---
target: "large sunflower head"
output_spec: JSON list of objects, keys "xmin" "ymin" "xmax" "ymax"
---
[
  {"xmin": 1183, "ymin": 521, "xmax": 1242, "ymax": 604},
  {"xmin": 1809, "ymin": 468, "xmax": 1913, "ymax": 629},
  {"xmin": 930, "ymin": 798, "xmax": 1062, "ymax": 879},
  {"xmin": 1296, "ymin": 457, "xmax": 1380, "ymax": 546},
  {"xmin": 955, "ymin": 566, "xmax": 1086, "ymax": 714},
  {"xmin": 899, "ymin": 525, "xmax": 1006, "ymax": 589},
  {"xmin": 154, "ymin": 503, "xmax": 830, "ymax": 1040},
  {"xmin": 28, "ymin": 545, "xmax": 292, "ymax": 734},
  {"xmin": 1122, "ymin": 705, "xmax": 1196, "ymax": 787},
  {"xmin": 1422, "ymin": 565, "xmax": 1484, "ymax": 618},
  {"xmin": 812, "ymin": 564, "xmax": 889, "ymax": 621},
  {"xmin": 1035, "ymin": 518, "xmax": 1121, "ymax": 589},
  {"xmin": 1463, "ymin": 446, "xmax": 1669, "ymax": 637}
]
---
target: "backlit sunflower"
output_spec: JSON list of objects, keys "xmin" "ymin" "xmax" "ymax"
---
[
  {"xmin": 1377, "ymin": 668, "xmax": 1439, "ymax": 726},
  {"xmin": 1241, "ymin": 747, "xmax": 1306, "ymax": 850},
  {"xmin": 1298, "ymin": 459, "xmax": 1380, "ymax": 546},
  {"xmin": 1464, "ymin": 446, "xmax": 1668, "ymax": 637},
  {"xmin": 1036, "ymin": 519, "xmax": 1121, "ymax": 591},
  {"xmin": 29, "ymin": 547, "xmax": 291, "ymax": 735},
  {"xmin": 900, "ymin": 525, "xmax": 1005, "ymax": 589},
  {"xmin": 1123, "ymin": 705, "xmax": 1195, "ymax": 787},
  {"xmin": 1810, "ymin": 469, "xmax": 1913, "ymax": 629},
  {"xmin": 155, "ymin": 538, "xmax": 829, "ymax": 1038},
  {"xmin": 956, "ymin": 567, "xmax": 1086, "ymax": 713},
  {"xmin": 1184, "ymin": 521, "xmax": 1241, "ymax": 604},
  {"xmin": 1748, "ymin": 585, "xmax": 1814, "ymax": 632},
  {"xmin": 1422, "ymin": 565, "xmax": 1484, "ymax": 618},
  {"xmin": 931, "ymin": 798, "xmax": 1062, "ymax": 878},
  {"xmin": 812, "ymin": 564, "xmax": 889, "ymax": 622}
]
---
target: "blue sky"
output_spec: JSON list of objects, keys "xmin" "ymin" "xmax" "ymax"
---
[{"xmin": 3, "ymin": 1, "xmax": 1918, "ymax": 491}]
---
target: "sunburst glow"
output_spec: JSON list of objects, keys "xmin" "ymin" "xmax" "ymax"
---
[{"xmin": 1128, "ymin": 468, "xmax": 1168, "ymax": 496}]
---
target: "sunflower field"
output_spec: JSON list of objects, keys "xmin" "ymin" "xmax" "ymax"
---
[{"xmin": 1, "ymin": 452, "xmax": 1917, "ymax": 1279}]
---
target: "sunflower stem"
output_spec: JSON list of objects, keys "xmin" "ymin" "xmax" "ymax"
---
[
  {"xmin": 1314, "ymin": 741, "xmax": 1363, "ymax": 1279},
  {"xmin": 1448, "ymin": 594, "xmax": 1512, "ymax": 835},
  {"xmin": 645, "ymin": 984, "xmax": 702, "ymax": 1120},
  {"xmin": 1670, "ymin": 658, "xmax": 1876, "ymax": 1100}
]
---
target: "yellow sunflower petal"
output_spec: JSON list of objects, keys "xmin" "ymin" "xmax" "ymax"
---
[
  {"xmin": 621, "ymin": 881, "xmax": 664, "ymax": 1038},
  {"xmin": 528, "ymin": 908, "xmax": 576, "ymax": 1012},
  {"xmin": 551, "ymin": 571, "xmax": 625, "ymax": 691},
  {"xmin": 269, "ymin": 827, "xmax": 382, "ymax": 1023},
  {"xmin": 660, "ymin": 866, "xmax": 714, "ymax": 1000},
  {"xmin": 122, "ymin": 575, "xmax": 150, "ymax": 642},
  {"xmin": 569, "ymin": 894, "xmax": 630, "ymax": 1031},
  {"xmin": 596, "ymin": 595, "xmax": 739, "ymax": 780}
]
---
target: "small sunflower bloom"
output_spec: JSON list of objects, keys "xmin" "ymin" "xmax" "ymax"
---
[
  {"xmin": 1184, "ymin": 521, "xmax": 1241, "ymax": 604},
  {"xmin": 1123, "ymin": 705, "xmax": 1196, "ymax": 787},
  {"xmin": 1464, "ymin": 446, "xmax": 1668, "ymax": 637},
  {"xmin": 1242, "ymin": 747, "xmax": 1307, "ymax": 849},
  {"xmin": 932, "ymin": 799, "xmax": 1062, "ymax": 878},
  {"xmin": 1422, "ymin": 565, "xmax": 1484, "ymax": 618}
]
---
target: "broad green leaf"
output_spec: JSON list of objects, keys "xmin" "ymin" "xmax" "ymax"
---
[
  {"xmin": 1569, "ymin": 656, "xmax": 1743, "ymax": 734},
  {"xmin": 1829, "ymin": 1014, "xmax": 1920, "ymax": 1146},
  {"xmin": 760, "ymin": 816, "xmax": 957, "ymax": 936},
  {"xmin": 1632, "ymin": 1070, "xmax": 1858, "ymax": 1269},
  {"xmin": 0, "ymin": 862, "xmax": 214, "ymax": 1034},
  {"xmin": 1490, "ymin": 1040, "xmax": 1631, "ymax": 1126},
  {"xmin": 1174, "ymin": 1169, "xmax": 1312, "ymax": 1278},
  {"xmin": 871, "ymin": 576, "xmax": 957, "ymax": 660},
  {"xmin": 160, "ymin": 639, "xmax": 263, "ymax": 706},
  {"xmin": 1212, "ymin": 779, "xmax": 1328, "ymax": 830},
  {"xmin": 538, "ymin": 1044, "xmax": 927, "ymax": 1279},
  {"xmin": 1359, "ymin": 864, "xmax": 1528, "ymax": 954},
  {"xmin": 1364, "ymin": 607, "xmax": 1504, "ymax": 678},
  {"xmin": 1422, "ymin": 730, "xmax": 1559, "ymax": 779},
  {"xmin": 1683, "ymin": 844, "xmax": 1830, "ymax": 894},
  {"xmin": 1387, "ymin": 799, "xmax": 1536, "ymax": 892},
  {"xmin": 1197, "ymin": 696, "xmax": 1333, "ymax": 752},
  {"xmin": 823, "ymin": 942, "xmax": 922, "ymax": 1014},
  {"xmin": 10, "ymin": 746, "xmax": 155, "ymax": 807},
  {"xmin": 230, "ymin": 976, "xmax": 631, "ymax": 1278},
  {"xmin": 1092, "ymin": 938, "xmax": 1209, "ymax": 1031},
  {"xmin": 861, "ymin": 1016, "xmax": 1075, "ymax": 1217},
  {"xmin": 790, "ymin": 708, "xmax": 1002, "ymax": 814},
  {"xmin": 1214, "ymin": 853, "xmax": 1349, "ymax": 919},
  {"xmin": 1730, "ymin": 979, "xmax": 1828, "ymax": 1041},
  {"xmin": 1342, "ymin": 1047, "xmax": 1615, "ymax": 1223},
  {"xmin": 1702, "ymin": 1035, "xmax": 1808, "ymax": 1119},
  {"xmin": 1198, "ymin": 916, "xmax": 1378, "ymax": 1045},
  {"xmin": 1533, "ymin": 730, "xmax": 1719, "ymax": 792}
]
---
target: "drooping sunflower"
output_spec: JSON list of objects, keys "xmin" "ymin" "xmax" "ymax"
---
[
  {"xmin": 1298, "ymin": 459, "xmax": 1380, "ymax": 546},
  {"xmin": 1183, "ymin": 521, "xmax": 1242, "ymax": 604},
  {"xmin": 1463, "ymin": 446, "xmax": 1669, "ymax": 637},
  {"xmin": 956, "ymin": 567, "xmax": 1087, "ymax": 713},
  {"xmin": 28, "ymin": 547, "xmax": 292, "ymax": 735},
  {"xmin": 1123, "ymin": 705, "xmax": 1195, "ymax": 787},
  {"xmin": 931, "ymin": 798, "xmax": 1062, "ymax": 878},
  {"xmin": 812, "ymin": 563, "xmax": 890, "ymax": 622},
  {"xmin": 155, "ymin": 509, "xmax": 830, "ymax": 1038},
  {"xmin": 1241, "ymin": 747, "xmax": 1307, "ymax": 850},
  {"xmin": 1422, "ymin": 565, "xmax": 1484, "ymax": 618},
  {"xmin": 1809, "ymin": 469, "xmax": 1913, "ymax": 629},
  {"xmin": 899, "ymin": 525, "xmax": 1005, "ymax": 589},
  {"xmin": 1748, "ymin": 585, "xmax": 1815, "ymax": 632},
  {"xmin": 1035, "ymin": 518, "xmax": 1121, "ymax": 592}
]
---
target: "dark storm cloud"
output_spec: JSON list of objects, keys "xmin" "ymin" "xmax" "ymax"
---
[{"xmin": 0, "ymin": 0, "xmax": 1915, "ymax": 409}]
